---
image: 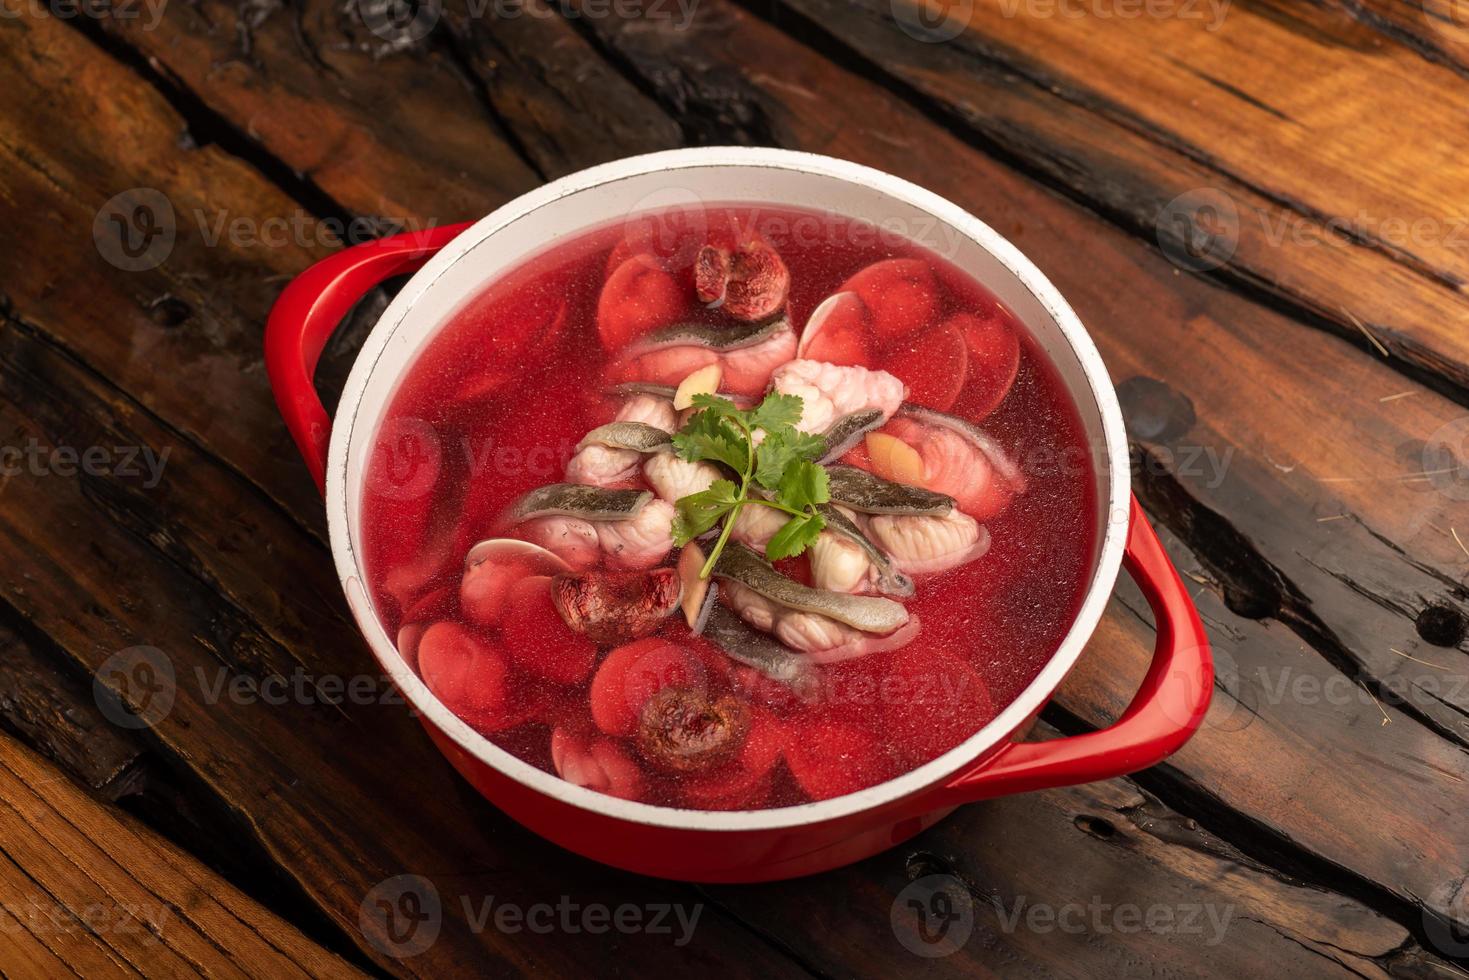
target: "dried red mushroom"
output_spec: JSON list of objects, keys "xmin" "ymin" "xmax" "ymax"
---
[{"xmin": 636, "ymin": 685, "xmax": 750, "ymax": 775}]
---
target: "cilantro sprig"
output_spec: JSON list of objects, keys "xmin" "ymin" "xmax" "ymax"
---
[{"xmin": 671, "ymin": 392, "xmax": 829, "ymax": 577}]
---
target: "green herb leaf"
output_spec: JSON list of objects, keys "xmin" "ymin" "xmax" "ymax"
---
[
  {"xmin": 777, "ymin": 459, "xmax": 830, "ymax": 511},
  {"xmin": 670, "ymin": 390, "xmax": 834, "ymax": 574},
  {"xmin": 753, "ymin": 428, "xmax": 826, "ymax": 490},
  {"xmin": 672, "ymin": 410, "xmax": 747, "ymax": 473},
  {"xmin": 671, "ymin": 479, "xmax": 739, "ymax": 545},
  {"xmin": 748, "ymin": 392, "xmax": 803, "ymax": 433},
  {"xmin": 688, "ymin": 393, "xmax": 743, "ymax": 418},
  {"xmin": 765, "ymin": 511, "xmax": 826, "ymax": 561}
]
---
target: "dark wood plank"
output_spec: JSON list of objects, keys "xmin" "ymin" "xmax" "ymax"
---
[
  {"xmin": 0, "ymin": 13, "xmax": 335, "ymax": 535},
  {"xmin": 562, "ymin": 0, "xmax": 1469, "ymax": 934},
  {"xmin": 770, "ymin": 0, "xmax": 1469, "ymax": 397},
  {"xmin": 0, "ymin": 731, "xmax": 362, "ymax": 979},
  {"xmin": 442, "ymin": 0, "xmax": 683, "ymax": 177},
  {"xmin": 712, "ymin": 744, "xmax": 1443, "ymax": 978},
  {"xmin": 0, "ymin": 622, "xmax": 144, "ymax": 799}
]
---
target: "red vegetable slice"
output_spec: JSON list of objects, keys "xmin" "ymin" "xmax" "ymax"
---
[
  {"xmin": 597, "ymin": 255, "xmax": 688, "ymax": 351},
  {"xmin": 551, "ymin": 726, "xmax": 646, "ymax": 801},
  {"xmin": 499, "ymin": 576, "xmax": 598, "ymax": 684},
  {"xmin": 460, "ymin": 560, "xmax": 526, "ymax": 628},
  {"xmin": 589, "ymin": 639, "xmax": 705, "ymax": 736},
  {"xmin": 882, "ymin": 317, "xmax": 968, "ymax": 412},
  {"xmin": 397, "ymin": 622, "xmax": 426, "ymax": 673},
  {"xmin": 841, "ymin": 258, "xmax": 941, "ymax": 342},
  {"xmin": 417, "ymin": 622, "xmax": 513, "ymax": 731},
  {"xmin": 950, "ymin": 311, "xmax": 1021, "ymax": 420},
  {"xmin": 784, "ymin": 717, "xmax": 886, "ymax": 801},
  {"xmin": 797, "ymin": 291, "xmax": 872, "ymax": 368}
]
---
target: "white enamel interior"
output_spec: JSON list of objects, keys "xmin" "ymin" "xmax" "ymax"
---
[{"xmin": 326, "ymin": 148, "xmax": 1131, "ymax": 831}]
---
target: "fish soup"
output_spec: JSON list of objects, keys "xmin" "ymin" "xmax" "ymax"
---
[{"xmin": 363, "ymin": 205, "xmax": 1097, "ymax": 810}]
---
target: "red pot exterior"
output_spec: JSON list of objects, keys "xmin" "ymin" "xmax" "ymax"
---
[
  {"xmin": 419, "ymin": 715, "xmax": 974, "ymax": 882},
  {"xmin": 266, "ymin": 205, "xmax": 1214, "ymax": 884}
]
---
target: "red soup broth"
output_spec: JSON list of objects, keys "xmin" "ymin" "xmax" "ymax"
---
[{"xmin": 362, "ymin": 204, "xmax": 1097, "ymax": 810}]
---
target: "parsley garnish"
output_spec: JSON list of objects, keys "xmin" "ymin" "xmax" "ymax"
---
[{"xmin": 671, "ymin": 392, "xmax": 829, "ymax": 577}]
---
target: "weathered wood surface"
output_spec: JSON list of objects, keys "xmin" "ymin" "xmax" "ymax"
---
[
  {"xmin": 0, "ymin": 731, "xmax": 361, "ymax": 979},
  {"xmin": 1, "ymin": 0, "xmax": 1467, "ymax": 974}
]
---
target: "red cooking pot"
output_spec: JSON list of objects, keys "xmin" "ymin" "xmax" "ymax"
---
[{"xmin": 265, "ymin": 148, "xmax": 1211, "ymax": 882}]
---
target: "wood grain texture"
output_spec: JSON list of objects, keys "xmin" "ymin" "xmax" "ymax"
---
[
  {"xmin": 772, "ymin": 0, "xmax": 1469, "ymax": 397},
  {"xmin": 0, "ymin": 623, "xmax": 144, "ymax": 799},
  {"xmin": 0, "ymin": 731, "xmax": 361, "ymax": 979},
  {"xmin": 711, "ymin": 742, "xmax": 1440, "ymax": 979}
]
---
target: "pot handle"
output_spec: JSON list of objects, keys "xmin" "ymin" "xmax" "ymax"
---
[
  {"xmin": 937, "ymin": 496, "xmax": 1211, "ymax": 803},
  {"xmin": 264, "ymin": 223, "xmax": 473, "ymax": 496}
]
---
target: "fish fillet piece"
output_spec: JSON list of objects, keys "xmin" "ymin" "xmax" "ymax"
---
[
  {"xmin": 720, "ymin": 580, "xmax": 919, "ymax": 663},
  {"xmin": 596, "ymin": 498, "xmax": 676, "ymax": 570},
  {"xmin": 864, "ymin": 509, "xmax": 991, "ymax": 576},
  {"xmin": 519, "ymin": 516, "xmax": 600, "ymax": 570},
  {"xmin": 729, "ymin": 502, "xmax": 787, "ymax": 550},
  {"xmin": 643, "ymin": 453, "xmax": 721, "ymax": 503},
  {"xmin": 565, "ymin": 394, "xmax": 677, "ymax": 487},
  {"xmin": 770, "ymin": 359, "xmax": 906, "ymax": 434}
]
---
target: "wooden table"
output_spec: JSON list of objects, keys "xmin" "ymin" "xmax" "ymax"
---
[{"xmin": 2, "ymin": 0, "xmax": 1468, "ymax": 974}]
